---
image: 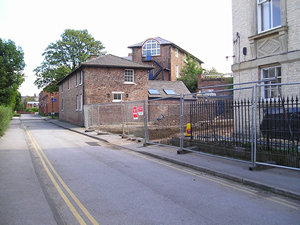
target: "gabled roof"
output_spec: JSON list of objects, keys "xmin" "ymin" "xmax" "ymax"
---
[
  {"xmin": 82, "ymin": 54, "xmax": 153, "ymax": 69},
  {"xmin": 148, "ymin": 80, "xmax": 193, "ymax": 99},
  {"xmin": 58, "ymin": 54, "xmax": 153, "ymax": 85},
  {"xmin": 128, "ymin": 37, "xmax": 172, "ymax": 48},
  {"xmin": 128, "ymin": 37, "xmax": 203, "ymax": 64}
]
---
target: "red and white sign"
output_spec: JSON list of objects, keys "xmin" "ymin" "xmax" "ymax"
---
[
  {"xmin": 133, "ymin": 106, "xmax": 138, "ymax": 119},
  {"xmin": 138, "ymin": 106, "xmax": 143, "ymax": 116}
]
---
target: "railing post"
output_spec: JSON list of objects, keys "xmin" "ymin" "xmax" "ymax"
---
[
  {"xmin": 121, "ymin": 102, "xmax": 125, "ymax": 136},
  {"xmin": 97, "ymin": 105, "xmax": 100, "ymax": 132},
  {"xmin": 250, "ymin": 85, "xmax": 257, "ymax": 170},
  {"xmin": 143, "ymin": 100, "xmax": 149, "ymax": 146},
  {"xmin": 178, "ymin": 94, "xmax": 185, "ymax": 154}
]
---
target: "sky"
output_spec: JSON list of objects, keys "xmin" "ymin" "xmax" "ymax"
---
[{"xmin": 0, "ymin": 0, "xmax": 233, "ymax": 96}]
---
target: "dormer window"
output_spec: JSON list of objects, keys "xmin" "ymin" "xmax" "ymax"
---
[{"xmin": 142, "ymin": 40, "xmax": 160, "ymax": 57}]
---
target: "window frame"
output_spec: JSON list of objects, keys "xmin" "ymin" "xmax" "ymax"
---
[
  {"xmin": 148, "ymin": 89, "xmax": 160, "ymax": 95},
  {"xmin": 124, "ymin": 69, "xmax": 134, "ymax": 84},
  {"xmin": 260, "ymin": 65, "xmax": 281, "ymax": 100},
  {"xmin": 257, "ymin": 0, "xmax": 281, "ymax": 33},
  {"xmin": 142, "ymin": 40, "xmax": 161, "ymax": 57},
  {"xmin": 76, "ymin": 95, "xmax": 79, "ymax": 111},
  {"xmin": 79, "ymin": 71, "xmax": 83, "ymax": 85},
  {"xmin": 79, "ymin": 94, "xmax": 83, "ymax": 111},
  {"xmin": 164, "ymin": 89, "xmax": 176, "ymax": 95},
  {"xmin": 112, "ymin": 92, "xmax": 124, "ymax": 102},
  {"xmin": 175, "ymin": 65, "xmax": 179, "ymax": 78}
]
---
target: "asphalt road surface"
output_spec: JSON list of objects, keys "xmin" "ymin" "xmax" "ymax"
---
[{"xmin": 0, "ymin": 114, "xmax": 299, "ymax": 225}]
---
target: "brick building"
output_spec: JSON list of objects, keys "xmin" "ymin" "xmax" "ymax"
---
[
  {"xmin": 128, "ymin": 37, "xmax": 203, "ymax": 81},
  {"xmin": 198, "ymin": 74, "xmax": 233, "ymax": 97},
  {"xmin": 232, "ymin": 0, "xmax": 300, "ymax": 99},
  {"xmin": 57, "ymin": 54, "xmax": 153, "ymax": 126},
  {"xmin": 39, "ymin": 91, "xmax": 59, "ymax": 116}
]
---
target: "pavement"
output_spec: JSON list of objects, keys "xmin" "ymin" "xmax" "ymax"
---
[
  {"xmin": 46, "ymin": 117, "xmax": 300, "ymax": 201},
  {"xmin": 0, "ymin": 117, "xmax": 57, "ymax": 224}
]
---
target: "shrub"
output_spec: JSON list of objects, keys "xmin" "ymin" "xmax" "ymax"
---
[
  {"xmin": 25, "ymin": 107, "xmax": 39, "ymax": 113},
  {"xmin": 0, "ymin": 105, "xmax": 13, "ymax": 136}
]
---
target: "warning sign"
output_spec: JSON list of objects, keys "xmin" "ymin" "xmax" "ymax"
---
[
  {"xmin": 138, "ymin": 106, "xmax": 143, "ymax": 116},
  {"xmin": 133, "ymin": 106, "xmax": 138, "ymax": 119}
]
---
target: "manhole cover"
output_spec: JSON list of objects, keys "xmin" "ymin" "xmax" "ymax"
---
[{"xmin": 86, "ymin": 142, "xmax": 101, "ymax": 146}]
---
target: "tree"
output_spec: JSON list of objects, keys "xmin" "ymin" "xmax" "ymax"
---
[
  {"xmin": 0, "ymin": 39, "xmax": 25, "ymax": 106},
  {"xmin": 14, "ymin": 91, "xmax": 23, "ymax": 112},
  {"xmin": 34, "ymin": 29, "xmax": 105, "ymax": 92},
  {"xmin": 178, "ymin": 55, "xmax": 203, "ymax": 93},
  {"xmin": 203, "ymin": 67, "xmax": 222, "ymax": 75}
]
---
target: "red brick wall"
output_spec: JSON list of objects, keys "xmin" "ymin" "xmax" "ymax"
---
[
  {"xmin": 131, "ymin": 45, "xmax": 171, "ymax": 81},
  {"xmin": 39, "ymin": 91, "xmax": 59, "ymax": 116},
  {"xmin": 84, "ymin": 67, "xmax": 148, "ymax": 104},
  {"xmin": 59, "ymin": 66, "xmax": 149, "ymax": 126},
  {"xmin": 198, "ymin": 75, "xmax": 232, "ymax": 96}
]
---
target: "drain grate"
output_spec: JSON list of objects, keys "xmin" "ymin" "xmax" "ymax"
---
[{"xmin": 86, "ymin": 142, "xmax": 101, "ymax": 146}]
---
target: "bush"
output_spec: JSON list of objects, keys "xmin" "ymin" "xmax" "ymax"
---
[
  {"xmin": 0, "ymin": 105, "xmax": 13, "ymax": 136},
  {"xmin": 25, "ymin": 107, "xmax": 39, "ymax": 113}
]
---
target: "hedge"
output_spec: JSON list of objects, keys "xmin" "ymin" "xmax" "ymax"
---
[{"xmin": 0, "ymin": 105, "xmax": 13, "ymax": 136}]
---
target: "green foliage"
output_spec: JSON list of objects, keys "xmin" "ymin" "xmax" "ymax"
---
[
  {"xmin": 0, "ymin": 105, "xmax": 13, "ymax": 136},
  {"xmin": 14, "ymin": 91, "xmax": 23, "ymax": 111},
  {"xmin": 34, "ymin": 29, "xmax": 105, "ymax": 91},
  {"xmin": 0, "ymin": 39, "xmax": 25, "ymax": 107},
  {"xmin": 203, "ymin": 67, "xmax": 223, "ymax": 75},
  {"xmin": 25, "ymin": 107, "xmax": 39, "ymax": 113},
  {"xmin": 178, "ymin": 55, "xmax": 203, "ymax": 93}
]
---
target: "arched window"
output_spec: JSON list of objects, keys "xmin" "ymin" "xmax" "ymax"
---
[{"xmin": 142, "ymin": 39, "xmax": 160, "ymax": 57}]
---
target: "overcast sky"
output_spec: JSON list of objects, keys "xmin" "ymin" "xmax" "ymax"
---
[{"xmin": 0, "ymin": 0, "xmax": 233, "ymax": 96}]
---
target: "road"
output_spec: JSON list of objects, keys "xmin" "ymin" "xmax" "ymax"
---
[{"xmin": 0, "ymin": 114, "xmax": 299, "ymax": 225}]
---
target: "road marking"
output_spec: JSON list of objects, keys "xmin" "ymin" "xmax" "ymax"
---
[
  {"xmin": 126, "ymin": 150, "xmax": 300, "ymax": 211},
  {"xmin": 57, "ymin": 131, "xmax": 300, "ymax": 211},
  {"xmin": 25, "ymin": 128, "xmax": 99, "ymax": 225}
]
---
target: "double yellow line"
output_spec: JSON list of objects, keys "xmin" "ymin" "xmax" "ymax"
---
[{"xmin": 25, "ymin": 127, "xmax": 99, "ymax": 225}]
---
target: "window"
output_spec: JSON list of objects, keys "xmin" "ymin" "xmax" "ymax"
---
[
  {"xmin": 175, "ymin": 48, "xmax": 179, "ymax": 58},
  {"xmin": 124, "ymin": 69, "xmax": 134, "ymax": 83},
  {"xmin": 142, "ymin": 40, "xmax": 160, "ymax": 57},
  {"xmin": 79, "ymin": 71, "xmax": 83, "ymax": 85},
  {"xmin": 75, "ymin": 73, "xmax": 78, "ymax": 87},
  {"xmin": 164, "ymin": 89, "xmax": 176, "ymax": 95},
  {"xmin": 176, "ymin": 65, "xmax": 179, "ymax": 78},
  {"xmin": 112, "ymin": 92, "xmax": 123, "ymax": 102},
  {"xmin": 257, "ymin": 0, "xmax": 281, "ymax": 33},
  {"xmin": 79, "ymin": 94, "xmax": 83, "ymax": 111},
  {"xmin": 148, "ymin": 89, "xmax": 160, "ymax": 95},
  {"xmin": 61, "ymin": 99, "xmax": 64, "ymax": 111},
  {"xmin": 261, "ymin": 66, "xmax": 281, "ymax": 99},
  {"xmin": 61, "ymin": 83, "xmax": 63, "ymax": 93},
  {"xmin": 76, "ymin": 95, "xmax": 79, "ymax": 111}
]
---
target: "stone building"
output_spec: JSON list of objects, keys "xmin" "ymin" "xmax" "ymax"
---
[
  {"xmin": 128, "ymin": 37, "xmax": 203, "ymax": 82},
  {"xmin": 57, "ymin": 54, "xmax": 152, "ymax": 126},
  {"xmin": 232, "ymin": 0, "xmax": 300, "ymax": 99}
]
